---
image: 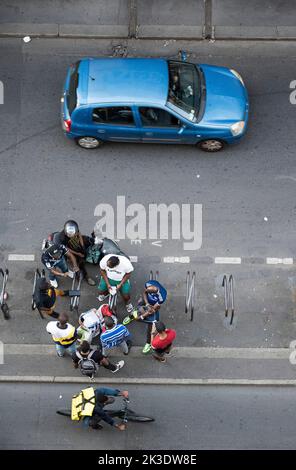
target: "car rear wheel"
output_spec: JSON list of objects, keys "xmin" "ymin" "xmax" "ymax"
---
[
  {"xmin": 76, "ymin": 136, "xmax": 103, "ymax": 149},
  {"xmin": 198, "ymin": 139, "xmax": 225, "ymax": 152}
]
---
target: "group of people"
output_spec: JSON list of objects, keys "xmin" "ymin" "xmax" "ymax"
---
[{"xmin": 36, "ymin": 219, "xmax": 176, "ymax": 379}]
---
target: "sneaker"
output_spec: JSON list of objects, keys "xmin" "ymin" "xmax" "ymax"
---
[
  {"xmin": 153, "ymin": 354, "xmax": 166, "ymax": 363},
  {"xmin": 122, "ymin": 310, "xmax": 138, "ymax": 326},
  {"xmin": 97, "ymin": 294, "xmax": 109, "ymax": 302},
  {"xmin": 112, "ymin": 360, "xmax": 125, "ymax": 373},
  {"xmin": 126, "ymin": 303, "xmax": 134, "ymax": 313},
  {"xmin": 86, "ymin": 277, "xmax": 96, "ymax": 286},
  {"xmin": 142, "ymin": 343, "xmax": 152, "ymax": 354},
  {"xmin": 50, "ymin": 279, "xmax": 58, "ymax": 288}
]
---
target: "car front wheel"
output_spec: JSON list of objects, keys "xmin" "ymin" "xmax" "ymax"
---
[
  {"xmin": 76, "ymin": 136, "xmax": 103, "ymax": 149},
  {"xmin": 198, "ymin": 139, "xmax": 225, "ymax": 152}
]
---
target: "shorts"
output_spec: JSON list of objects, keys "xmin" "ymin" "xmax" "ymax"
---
[{"xmin": 98, "ymin": 277, "xmax": 131, "ymax": 295}]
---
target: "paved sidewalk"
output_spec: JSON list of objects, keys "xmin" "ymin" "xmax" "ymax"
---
[{"xmin": 1, "ymin": 344, "xmax": 296, "ymax": 383}]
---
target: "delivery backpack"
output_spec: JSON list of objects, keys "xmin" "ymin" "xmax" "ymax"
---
[
  {"xmin": 71, "ymin": 387, "xmax": 96, "ymax": 421},
  {"xmin": 76, "ymin": 350, "xmax": 98, "ymax": 378}
]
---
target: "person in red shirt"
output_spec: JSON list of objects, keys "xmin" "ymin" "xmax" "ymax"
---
[{"xmin": 151, "ymin": 321, "xmax": 176, "ymax": 363}]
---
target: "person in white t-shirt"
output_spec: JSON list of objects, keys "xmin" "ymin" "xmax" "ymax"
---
[
  {"xmin": 97, "ymin": 254, "xmax": 134, "ymax": 313},
  {"xmin": 77, "ymin": 304, "xmax": 117, "ymax": 344}
]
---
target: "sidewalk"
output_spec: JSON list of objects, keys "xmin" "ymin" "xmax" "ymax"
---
[{"xmin": 1, "ymin": 344, "xmax": 296, "ymax": 384}]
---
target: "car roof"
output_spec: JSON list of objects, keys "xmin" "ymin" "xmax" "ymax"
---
[{"xmin": 77, "ymin": 58, "xmax": 169, "ymax": 107}]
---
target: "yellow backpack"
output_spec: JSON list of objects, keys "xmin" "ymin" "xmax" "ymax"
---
[{"xmin": 71, "ymin": 387, "xmax": 96, "ymax": 421}]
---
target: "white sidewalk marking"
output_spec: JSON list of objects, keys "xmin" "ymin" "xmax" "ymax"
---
[
  {"xmin": 129, "ymin": 256, "xmax": 138, "ymax": 263},
  {"xmin": 163, "ymin": 256, "xmax": 190, "ymax": 263},
  {"xmin": 8, "ymin": 254, "xmax": 35, "ymax": 261},
  {"xmin": 266, "ymin": 258, "xmax": 293, "ymax": 265},
  {"xmin": 215, "ymin": 257, "xmax": 241, "ymax": 264}
]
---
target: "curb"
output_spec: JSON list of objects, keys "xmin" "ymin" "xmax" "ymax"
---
[
  {"xmin": 3, "ymin": 345, "xmax": 291, "ymax": 359},
  {"xmin": 1, "ymin": 376, "xmax": 296, "ymax": 386},
  {"xmin": 0, "ymin": 23, "xmax": 296, "ymax": 40}
]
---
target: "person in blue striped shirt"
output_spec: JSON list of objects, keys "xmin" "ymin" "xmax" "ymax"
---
[{"xmin": 100, "ymin": 316, "xmax": 132, "ymax": 356}]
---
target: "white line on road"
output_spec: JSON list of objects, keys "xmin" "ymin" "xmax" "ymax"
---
[
  {"xmin": 163, "ymin": 257, "xmax": 190, "ymax": 263},
  {"xmin": 214, "ymin": 257, "xmax": 242, "ymax": 264},
  {"xmin": 8, "ymin": 254, "xmax": 35, "ymax": 261},
  {"xmin": 129, "ymin": 256, "xmax": 138, "ymax": 263},
  {"xmin": 266, "ymin": 258, "xmax": 293, "ymax": 265}
]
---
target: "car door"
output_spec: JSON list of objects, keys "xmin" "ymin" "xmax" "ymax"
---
[
  {"xmin": 90, "ymin": 105, "xmax": 141, "ymax": 142},
  {"xmin": 138, "ymin": 106, "xmax": 186, "ymax": 143}
]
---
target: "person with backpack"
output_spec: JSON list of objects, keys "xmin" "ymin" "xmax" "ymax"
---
[
  {"xmin": 123, "ymin": 279, "xmax": 167, "ymax": 354},
  {"xmin": 72, "ymin": 341, "xmax": 124, "ymax": 378}
]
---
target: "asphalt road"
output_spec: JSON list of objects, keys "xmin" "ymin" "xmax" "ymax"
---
[
  {"xmin": 1, "ymin": 383, "xmax": 296, "ymax": 450},
  {"xmin": 0, "ymin": 38, "xmax": 296, "ymax": 348}
]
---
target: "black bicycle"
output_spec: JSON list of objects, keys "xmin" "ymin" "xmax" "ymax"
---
[{"xmin": 57, "ymin": 397, "xmax": 154, "ymax": 425}]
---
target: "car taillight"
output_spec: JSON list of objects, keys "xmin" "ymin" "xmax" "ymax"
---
[{"xmin": 64, "ymin": 119, "xmax": 71, "ymax": 132}]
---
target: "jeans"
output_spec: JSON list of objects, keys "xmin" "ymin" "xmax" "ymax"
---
[
  {"xmin": 48, "ymin": 257, "xmax": 68, "ymax": 281},
  {"xmin": 102, "ymin": 340, "xmax": 129, "ymax": 356},
  {"xmin": 55, "ymin": 341, "xmax": 77, "ymax": 357}
]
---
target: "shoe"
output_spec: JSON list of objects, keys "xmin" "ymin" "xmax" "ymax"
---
[
  {"xmin": 97, "ymin": 294, "xmax": 109, "ymax": 302},
  {"xmin": 122, "ymin": 310, "xmax": 138, "ymax": 326},
  {"xmin": 86, "ymin": 277, "xmax": 96, "ymax": 286},
  {"xmin": 152, "ymin": 354, "xmax": 166, "ymax": 363},
  {"xmin": 50, "ymin": 279, "xmax": 58, "ymax": 288},
  {"xmin": 126, "ymin": 303, "xmax": 134, "ymax": 313},
  {"xmin": 112, "ymin": 360, "xmax": 125, "ymax": 373},
  {"xmin": 142, "ymin": 343, "xmax": 152, "ymax": 354}
]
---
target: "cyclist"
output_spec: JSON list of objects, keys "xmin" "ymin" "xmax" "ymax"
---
[
  {"xmin": 123, "ymin": 279, "xmax": 167, "ymax": 354},
  {"xmin": 56, "ymin": 220, "xmax": 95, "ymax": 286},
  {"xmin": 41, "ymin": 243, "xmax": 79, "ymax": 288},
  {"xmin": 89, "ymin": 387, "xmax": 129, "ymax": 430}
]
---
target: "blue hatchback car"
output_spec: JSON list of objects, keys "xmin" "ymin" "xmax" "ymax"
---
[{"xmin": 61, "ymin": 57, "xmax": 248, "ymax": 152}]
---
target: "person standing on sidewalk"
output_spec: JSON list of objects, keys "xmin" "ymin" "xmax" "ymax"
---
[
  {"xmin": 46, "ymin": 313, "xmax": 78, "ymax": 357},
  {"xmin": 123, "ymin": 279, "xmax": 167, "ymax": 354},
  {"xmin": 151, "ymin": 321, "xmax": 176, "ymax": 363},
  {"xmin": 100, "ymin": 316, "xmax": 132, "ymax": 356},
  {"xmin": 97, "ymin": 254, "xmax": 134, "ymax": 313},
  {"xmin": 34, "ymin": 278, "xmax": 70, "ymax": 319}
]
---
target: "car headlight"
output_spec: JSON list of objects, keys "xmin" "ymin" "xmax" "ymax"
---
[
  {"xmin": 230, "ymin": 69, "xmax": 244, "ymax": 86},
  {"xmin": 230, "ymin": 121, "xmax": 245, "ymax": 136}
]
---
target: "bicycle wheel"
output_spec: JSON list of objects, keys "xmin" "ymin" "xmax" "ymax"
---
[
  {"xmin": 56, "ymin": 409, "xmax": 71, "ymax": 417},
  {"xmin": 126, "ymin": 414, "xmax": 155, "ymax": 423}
]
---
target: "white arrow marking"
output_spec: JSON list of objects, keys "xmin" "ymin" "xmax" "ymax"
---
[{"xmin": 151, "ymin": 240, "xmax": 163, "ymax": 247}]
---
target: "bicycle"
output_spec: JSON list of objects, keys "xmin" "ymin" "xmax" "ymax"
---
[{"xmin": 56, "ymin": 397, "xmax": 154, "ymax": 426}]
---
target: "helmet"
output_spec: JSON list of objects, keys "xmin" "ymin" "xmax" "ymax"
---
[
  {"xmin": 47, "ymin": 244, "xmax": 64, "ymax": 260},
  {"xmin": 64, "ymin": 220, "xmax": 79, "ymax": 238}
]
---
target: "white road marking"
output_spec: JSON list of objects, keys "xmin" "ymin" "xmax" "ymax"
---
[
  {"xmin": 8, "ymin": 254, "xmax": 35, "ymax": 261},
  {"xmin": 163, "ymin": 257, "xmax": 190, "ymax": 263},
  {"xmin": 215, "ymin": 257, "xmax": 241, "ymax": 264},
  {"xmin": 266, "ymin": 258, "xmax": 293, "ymax": 265},
  {"xmin": 129, "ymin": 256, "xmax": 138, "ymax": 263}
]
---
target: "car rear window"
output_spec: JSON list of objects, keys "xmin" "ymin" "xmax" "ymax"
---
[
  {"xmin": 92, "ymin": 106, "xmax": 135, "ymax": 126},
  {"xmin": 67, "ymin": 61, "xmax": 80, "ymax": 116}
]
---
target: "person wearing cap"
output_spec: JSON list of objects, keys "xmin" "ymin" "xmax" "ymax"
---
[
  {"xmin": 56, "ymin": 220, "xmax": 95, "ymax": 286},
  {"xmin": 35, "ymin": 278, "xmax": 70, "ymax": 319},
  {"xmin": 41, "ymin": 243, "xmax": 78, "ymax": 288},
  {"xmin": 77, "ymin": 304, "xmax": 117, "ymax": 344}
]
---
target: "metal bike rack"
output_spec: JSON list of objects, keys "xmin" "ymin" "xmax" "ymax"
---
[
  {"xmin": 0, "ymin": 268, "xmax": 10, "ymax": 320},
  {"xmin": 108, "ymin": 288, "xmax": 118, "ymax": 314},
  {"xmin": 222, "ymin": 274, "xmax": 235, "ymax": 326},
  {"xmin": 32, "ymin": 268, "xmax": 46, "ymax": 319},
  {"xmin": 149, "ymin": 270, "xmax": 159, "ymax": 281},
  {"xmin": 70, "ymin": 271, "xmax": 83, "ymax": 315},
  {"xmin": 185, "ymin": 271, "xmax": 196, "ymax": 322}
]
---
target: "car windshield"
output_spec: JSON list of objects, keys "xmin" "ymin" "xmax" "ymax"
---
[
  {"xmin": 167, "ymin": 61, "xmax": 200, "ymax": 122},
  {"xmin": 67, "ymin": 61, "xmax": 80, "ymax": 115}
]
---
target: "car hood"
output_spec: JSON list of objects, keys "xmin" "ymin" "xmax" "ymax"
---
[{"xmin": 199, "ymin": 64, "xmax": 247, "ymax": 126}]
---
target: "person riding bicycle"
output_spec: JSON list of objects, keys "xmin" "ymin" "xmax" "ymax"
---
[
  {"xmin": 123, "ymin": 279, "xmax": 167, "ymax": 354},
  {"xmin": 90, "ymin": 387, "xmax": 128, "ymax": 430},
  {"xmin": 56, "ymin": 220, "xmax": 95, "ymax": 286}
]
